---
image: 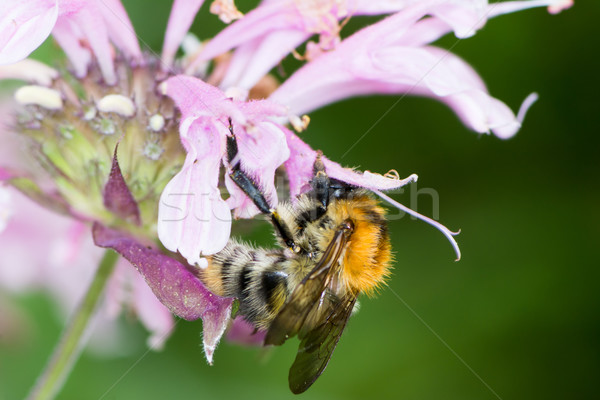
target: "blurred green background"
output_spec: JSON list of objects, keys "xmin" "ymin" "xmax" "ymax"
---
[{"xmin": 1, "ymin": 1, "xmax": 598, "ymax": 399}]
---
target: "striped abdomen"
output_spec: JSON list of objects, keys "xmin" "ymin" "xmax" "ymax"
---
[{"xmin": 202, "ymin": 241, "xmax": 291, "ymax": 329}]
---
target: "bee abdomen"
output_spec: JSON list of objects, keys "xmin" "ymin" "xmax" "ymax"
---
[{"xmin": 203, "ymin": 241, "xmax": 290, "ymax": 329}]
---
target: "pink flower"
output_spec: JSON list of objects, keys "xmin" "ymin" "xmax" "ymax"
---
[
  {"xmin": 0, "ymin": 0, "xmax": 58, "ymax": 65},
  {"xmin": 0, "ymin": 186, "xmax": 175, "ymax": 350},
  {"xmin": 0, "ymin": 0, "xmax": 141, "ymax": 84},
  {"xmin": 156, "ymin": 75, "xmax": 292, "ymax": 264},
  {"xmin": 0, "ymin": 0, "xmax": 573, "ymax": 359},
  {"xmin": 267, "ymin": 0, "xmax": 556, "ymax": 139}
]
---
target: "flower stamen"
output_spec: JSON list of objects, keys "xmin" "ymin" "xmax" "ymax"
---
[
  {"xmin": 14, "ymin": 85, "xmax": 63, "ymax": 110},
  {"xmin": 97, "ymin": 94, "xmax": 136, "ymax": 117},
  {"xmin": 374, "ymin": 190, "xmax": 462, "ymax": 261},
  {"xmin": 210, "ymin": 0, "xmax": 244, "ymax": 24}
]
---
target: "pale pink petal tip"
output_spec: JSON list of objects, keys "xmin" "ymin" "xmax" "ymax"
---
[
  {"xmin": 0, "ymin": 0, "xmax": 58, "ymax": 65},
  {"xmin": 202, "ymin": 300, "xmax": 234, "ymax": 365},
  {"xmin": 0, "ymin": 59, "xmax": 58, "ymax": 85},
  {"xmin": 491, "ymin": 92, "xmax": 539, "ymax": 140},
  {"xmin": 157, "ymin": 163, "xmax": 232, "ymax": 266},
  {"xmin": 516, "ymin": 92, "xmax": 539, "ymax": 126},
  {"xmin": 548, "ymin": 0, "xmax": 574, "ymax": 14},
  {"xmin": 374, "ymin": 190, "xmax": 462, "ymax": 261},
  {"xmin": 161, "ymin": 0, "xmax": 205, "ymax": 68}
]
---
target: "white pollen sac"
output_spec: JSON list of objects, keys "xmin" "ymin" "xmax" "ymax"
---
[
  {"xmin": 97, "ymin": 94, "xmax": 136, "ymax": 117},
  {"xmin": 149, "ymin": 114, "xmax": 165, "ymax": 132},
  {"xmin": 14, "ymin": 86, "xmax": 63, "ymax": 110},
  {"xmin": 158, "ymin": 81, "xmax": 168, "ymax": 95}
]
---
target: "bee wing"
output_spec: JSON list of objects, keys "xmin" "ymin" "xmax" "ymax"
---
[
  {"xmin": 288, "ymin": 293, "xmax": 357, "ymax": 394},
  {"xmin": 264, "ymin": 224, "xmax": 351, "ymax": 346}
]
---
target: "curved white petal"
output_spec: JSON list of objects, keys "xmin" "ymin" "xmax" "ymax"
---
[{"xmin": 0, "ymin": 0, "xmax": 58, "ymax": 65}]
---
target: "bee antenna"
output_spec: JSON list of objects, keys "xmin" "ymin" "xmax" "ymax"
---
[{"xmin": 373, "ymin": 190, "xmax": 462, "ymax": 261}]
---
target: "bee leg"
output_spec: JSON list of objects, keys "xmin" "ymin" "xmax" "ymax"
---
[
  {"xmin": 226, "ymin": 120, "xmax": 300, "ymax": 253},
  {"xmin": 226, "ymin": 134, "xmax": 271, "ymax": 214},
  {"xmin": 311, "ymin": 151, "xmax": 330, "ymax": 212}
]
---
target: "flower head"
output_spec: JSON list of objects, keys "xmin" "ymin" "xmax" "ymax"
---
[{"xmin": 0, "ymin": 0, "xmax": 572, "ymax": 362}]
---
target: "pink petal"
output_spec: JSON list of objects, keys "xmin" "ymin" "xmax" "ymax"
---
[
  {"xmin": 66, "ymin": 4, "xmax": 116, "ymax": 84},
  {"xmin": 104, "ymin": 259, "xmax": 176, "ymax": 350},
  {"xmin": 0, "ymin": 188, "xmax": 101, "ymax": 295},
  {"xmin": 92, "ymin": 223, "xmax": 232, "ymax": 321},
  {"xmin": 98, "ymin": 0, "xmax": 142, "ymax": 62},
  {"xmin": 52, "ymin": 18, "xmax": 92, "ymax": 78},
  {"xmin": 132, "ymin": 270, "xmax": 176, "ymax": 350},
  {"xmin": 226, "ymin": 120, "xmax": 289, "ymax": 217},
  {"xmin": 195, "ymin": 0, "xmax": 483, "ymax": 90},
  {"xmin": 104, "ymin": 258, "xmax": 129, "ymax": 319},
  {"xmin": 53, "ymin": 0, "xmax": 142, "ymax": 84},
  {"xmin": 283, "ymin": 127, "xmax": 415, "ymax": 199},
  {"xmin": 488, "ymin": 0, "xmax": 574, "ymax": 18},
  {"xmin": 0, "ymin": 167, "xmax": 15, "ymax": 181},
  {"xmin": 92, "ymin": 223, "xmax": 234, "ymax": 363},
  {"xmin": 226, "ymin": 316, "xmax": 266, "ymax": 346},
  {"xmin": 188, "ymin": 2, "xmax": 293, "ymax": 70},
  {"xmin": 187, "ymin": 0, "xmax": 316, "ymax": 84},
  {"xmin": 224, "ymin": 101, "xmax": 290, "ymax": 217},
  {"xmin": 161, "ymin": 75, "xmax": 245, "ymax": 123},
  {"xmin": 283, "ymin": 128, "xmax": 316, "ymax": 199},
  {"xmin": 0, "ymin": 0, "xmax": 58, "ymax": 65},
  {"xmin": 224, "ymin": 175, "xmax": 258, "ymax": 218},
  {"xmin": 162, "ymin": 0, "xmax": 205, "ymax": 68},
  {"xmin": 0, "ymin": 59, "xmax": 58, "ymax": 85},
  {"xmin": 345, "ymin": 0, "xmax": 413, "ymax": 15},
  {"xmin": 201, "ymin": 300, "xmax": 233, "ymax": 364},
  {"xmin": 270, "ymin": 2, "xmax": 531, "ymax": 139},
  {"xmin": 158, "ymin": 119, "xmax": 231, "ymax": 264},
  {"xmin": 219, "ymin": 29, "xmax": 306, "ymax": 90}
]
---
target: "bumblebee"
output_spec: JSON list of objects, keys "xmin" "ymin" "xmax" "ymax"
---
[{"xmin": 201, "ymin": 125, "xmax": 392, "ymax": 393}]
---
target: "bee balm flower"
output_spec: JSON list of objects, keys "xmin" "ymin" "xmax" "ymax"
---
[{"xmin": 0, "ymin": 0, "xmax": 572, "ymax": 372}]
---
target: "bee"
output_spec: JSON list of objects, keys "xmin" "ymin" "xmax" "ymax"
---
[{"xmin": 200, "ymin": 124, "xmax": 392, "ymax": 393}]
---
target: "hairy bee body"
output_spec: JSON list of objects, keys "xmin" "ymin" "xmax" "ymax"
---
[
  {"xmin": 206, "ymin": 126, "xmax": 394, "ymax": 393},
  {"xmin": 202, "ymin": 188, "xmax": 392, "ymax": 332}
]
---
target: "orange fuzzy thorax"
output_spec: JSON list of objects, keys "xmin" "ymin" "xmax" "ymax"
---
[{"xmin": 329, "ymin": 195, "xmax": 393, "ymax": 296}]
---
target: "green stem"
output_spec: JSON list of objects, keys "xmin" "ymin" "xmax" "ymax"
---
[{"xmin": 27, "ymin": 250, "xmax": 119, "ymax": 400}]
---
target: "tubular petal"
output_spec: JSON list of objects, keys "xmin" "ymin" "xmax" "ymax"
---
[
  {"xmin": 283, "ymin": 127, "xmax": 417, "ymax": 199},
  {"xmin": 92, "ymin": 223, "xmax": 234, "ymax": 363},
  {"xmin": 0, "ymin": 59, "xmax": 58, "ymax": 85},
  {"xmin": 98, "ymin": 0, "xmax": 142, "ymax": 61},
  {"xmin": 162, "ymin": 0, "xmax": 206, "ymax": 68},
  {"xmin": 0, "ymin": 0, "xmax": 58, "ymax": 65},
  {"xmin": 158, "ymin": 119, "xmax": 231, "ymax": 264},
  {"xmin": 270, "ymin": 2, "xmax": 530, "ymax": 139},
  {"xmin": 374, "ymin": 190, "xmax": 462, "ymax": 261},
  {"xmin": 52, "ymin": 18, "xmax": 92, "ymax": 78}
]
